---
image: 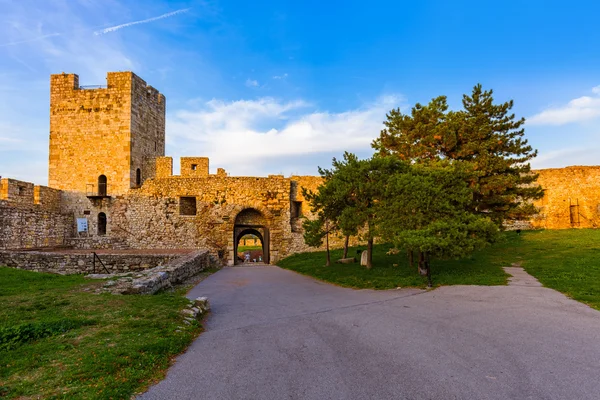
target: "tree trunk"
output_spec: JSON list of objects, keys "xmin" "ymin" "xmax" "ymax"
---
[
  {"xmin": 325, "ymin": 221, "xmax": 331, "ymax": 267},
  {"xmin": 407, "ymin": 249, "xmax": 414, "ymax": 269},
  {"xmin": 366, "ymin": 237, "xmax": 373, "ymax": 269},
  {"xmin": 425, "ymin": 252, "xmax": 432, "ymax": 288},
  {"xmin": 418, "ymin": 251, "xmax": 427, "ymax": 276},
  {"xmin": 343, "ymin": 235, "xmax": 350, "ymax": 259}
]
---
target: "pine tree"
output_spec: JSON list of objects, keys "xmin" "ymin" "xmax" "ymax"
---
[
  {"xmin": 378, "ymin": 162, "xmax": 499, "ymax": 286},
  {"xmin": 305, "ymin": 153, "xmax": 408, "ymax": 269},
  {"xmin": 373, "ymin": 85, "xmax": 543, "ymax": 227}
]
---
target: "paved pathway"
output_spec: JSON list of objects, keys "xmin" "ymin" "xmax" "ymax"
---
[
  {"xmin": 140, "ymin": 266, "xmax": 600, "ymax": 400},
  {"xmin": 504, "ymin": 265, "xmax": 543, "ymax": 287}
]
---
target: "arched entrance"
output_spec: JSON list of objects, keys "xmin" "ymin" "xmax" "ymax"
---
[{"xmin": 233, "ymin": 208, "xmax": 269, "ymax": 265}]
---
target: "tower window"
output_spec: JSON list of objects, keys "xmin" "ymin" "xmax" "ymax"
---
[
  {"xmin": 98, "ymin": 175, "xmax": 107, "ymax": 196},
  {"xmin": 98, "ymin": 212, "xmax": 107, "ymax": 236},
  {"xmin": 191, "ymin": 164, "xmax": 197, "ymax": 171},
  {"xmin": 136, "ymin": 168, "xmax": 141, "ymax": 186}
]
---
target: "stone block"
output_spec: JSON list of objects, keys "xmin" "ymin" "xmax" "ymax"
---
[
  {"xmin": 336, "ymin": 257, "xmax": 356, "ymax": 264},
  {"xmin": 360, "ymin": 250, "xmax": 368, "ymax": 267}
]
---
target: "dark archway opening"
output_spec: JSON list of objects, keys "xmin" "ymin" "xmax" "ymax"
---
[
  {"xmin": 98, "ymin": 175, "xmax": 107, "ymax": 196},
  {"xmin": 135, "ymin": 168, "xmax": 141, "ymax": 186},
  {"xmin": 233, "ymin": 208, "xmax": 269, "ymax": 265},
  {"xmin": 98, "ymin": 212, "xmax": 107, "ymax": 236}
]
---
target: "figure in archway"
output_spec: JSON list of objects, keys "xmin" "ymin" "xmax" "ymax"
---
[{"xmin": 236, "ymin": 231, "xmax": 264, "ymax": 263}]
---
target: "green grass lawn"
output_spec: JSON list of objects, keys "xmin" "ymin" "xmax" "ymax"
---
[
  {"xmin": 278, "ymin": 230, "xmax": 600, "ymax": 310},
  {"xmin": 510, "ymin": 229, "xmax": 600, "ymax": 311},
  {"xmin": 0, "ymin": 267, "xmax": 204, "ymax": 399},
  {"xmin": 237, "ymin": 245, "xmax": 262, "ymax": 252}
]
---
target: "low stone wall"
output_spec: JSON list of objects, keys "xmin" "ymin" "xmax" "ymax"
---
[
  {"xmin": 90, "ymin": 250, "xmax": 213, "ymax": 294},
  {"xmin": 0, "ymin": 250, "xmax": 180, "ymax": 275}
]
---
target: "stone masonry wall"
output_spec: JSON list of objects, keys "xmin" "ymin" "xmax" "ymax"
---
[
  {"xmin": 91, "ymin": 250, "xmax": 213, "ymax": 295},
  {"xmin": 130, "ymin": 74, "xmax": 166, "ymax": 187},
  {"xmin": 531, "ymin": 166, "xmax": 600, "ymax": 229},
  {"xmin": 0, "ymin": 178, "xmax": 72, "ymax": 249},
  {"xmin": 0, "ymin": 250, "xmax": 180, "ymax": 274},
  {"xmin": 0, "ymin": 202, "xmax": 73, "ymax": 249},
  {"xmin": 107, "ymin": 172, "xmax": 293, "ymax": 264}
]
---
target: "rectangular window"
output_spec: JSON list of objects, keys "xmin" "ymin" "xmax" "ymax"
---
[
  {"xmin": 191, "ymin": 164, "xmax": 197, "ymax": 171},
  {"xmin": 180, "ymin": 197, "xmax": 197, "ymax": 216}
]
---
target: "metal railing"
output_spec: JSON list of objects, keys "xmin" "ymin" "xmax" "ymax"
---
[
  {"xmin": 86, "ymin": 183, "xmax": 109, "ymax": 197},
  {"xmin": 92, "ymin": 252, "xmax": 110, "ymax": 274}
]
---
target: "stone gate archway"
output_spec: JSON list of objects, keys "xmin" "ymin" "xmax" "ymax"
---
[{"xmin": 233, "ymin": 208, "xmax": 270, "ymax": 265}]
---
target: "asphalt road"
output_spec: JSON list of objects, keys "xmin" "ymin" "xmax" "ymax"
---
[{"xmin": 139, "ymin": 266, "xmax": 600, "ymax": 400}]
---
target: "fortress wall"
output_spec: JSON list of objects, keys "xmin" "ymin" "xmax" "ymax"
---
[
  {"xmin": 0, "ymin": 200, "xmax": 73, "ymax": 250},
  {"xmin": 0, "ymin": 178, "xmax": 71, "ymax": 249},
  {"xmin": 106, "ymin": 174, "xmax": 294, "ymax": 263},
  {"xmin": 531, "ymin": 166, "xmax": 600, "ymax": 229},
  {"xmin": 34, "ymin": 185, "xmax": 62, "ymax": 212}
]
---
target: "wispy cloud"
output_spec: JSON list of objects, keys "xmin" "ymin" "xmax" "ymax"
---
[
  {"xmin": 245, "ymin": 79, "xmax": 259, "ymax": 87},
  {"xmin": 528, "ymin": 86, "xmax": 600, "ymax": 125},
  {"xmin": 94, "ymin": 8, "xmax": 190, "ymax": 36},
  {"xmin": 0, "ymin": 33, "xmax": 61, "ymax": 48},
  {"xmin": 273, "ymin": 73, "xmax": 288, "ymax": 80}
]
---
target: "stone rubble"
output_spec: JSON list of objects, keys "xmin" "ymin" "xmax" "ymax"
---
[{"xmin": 86, "ymin": 250, "xmax": 213, "ymax": 295}]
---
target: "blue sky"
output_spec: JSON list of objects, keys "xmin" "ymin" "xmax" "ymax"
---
[{"xmin": 1, "ymin": 0, "xmax": 599, "ymax": 184}]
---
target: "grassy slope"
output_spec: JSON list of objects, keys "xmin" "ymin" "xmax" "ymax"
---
[
  {"xmin": 278, "ymin": 230, "xmax": 600, "ymax": 310},
  {"xmin": 0, "ymin": 267, "xmax": 203, "ymax": 399}
]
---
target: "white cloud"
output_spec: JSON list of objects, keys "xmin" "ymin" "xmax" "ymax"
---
[
  {"xmin": 167, "ymin": 95, "xmax": 403, "ymax": 176},
  {"xmin": 245, "ymin": 79, "xmax": 259, "ymax": 87},
  {"xmin": 272, "ymin": 73, "xmax": 288, "ymax": 80},
  {"xmin": 528, "ymin": 86, "xmax": 600, "ymax": 125},
  {"xmin": 531, "ymin": 146, "xmax": 600, "ymax": 169}
]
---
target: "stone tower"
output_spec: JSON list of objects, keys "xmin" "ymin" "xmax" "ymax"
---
[{"xmin": 48, "ymin": 72, "xmax": 166, "ymax": 196}]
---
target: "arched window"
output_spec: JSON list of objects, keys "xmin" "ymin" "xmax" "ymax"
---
[
  {"xmin": 98, "ymin": 212, "xmax": 107, "ymax": 236},
  {"xmin": 98, "ymin": 175, "xmax": 107, "ymax": 196},
  {"xmin": 136, "ymin": 168, "xmax": 141, "ymax": 186}
]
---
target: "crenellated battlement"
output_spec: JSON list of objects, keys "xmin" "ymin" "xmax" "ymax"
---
[{"xmin": 0, "ymin": 178, "xmax": 61, "ymax": 212}]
